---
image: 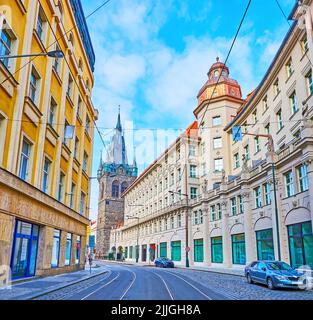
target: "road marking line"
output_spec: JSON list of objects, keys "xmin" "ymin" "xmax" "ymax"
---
[
  {"xmin": 160, "ymin": 270, "xmax": 212, "ymax": 300},
  {"xmin": 80, "ymin": 272, "xmax": 120, "ymax": 300},
  {"xmin": 151, "ymin": 271, "xmax": 174, "ymax": 300},
  {"xmin": 119, "ymin": 270, "xmax": 137, "ymax": 300}
]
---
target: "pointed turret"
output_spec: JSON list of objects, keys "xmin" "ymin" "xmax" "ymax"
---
[{"xmin": 116, "ymin": 106, "xmax": 122, "ymax": 132}]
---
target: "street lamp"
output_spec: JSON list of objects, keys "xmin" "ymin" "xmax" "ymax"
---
[
  {"xmin": 169, "ymin": 190, "xmax": 190, "ymax": 268},
  {"xmin": 0, "ymin": 50, "xmax": 64, "ymax": 60},
  {"xmin": 126, "ymin": 214, "xmax": 141, "ymax": 263}
]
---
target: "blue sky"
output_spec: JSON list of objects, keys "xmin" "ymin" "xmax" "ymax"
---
[{"xmin": 80, "ymin": 0, "xmax": 296, "ymax": 220}]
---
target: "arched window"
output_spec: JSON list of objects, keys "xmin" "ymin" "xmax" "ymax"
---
[
  {"xmin": 121, "ymin": 182, "xmax": 128, "ymax": 194},
  {"xmin": 112, "ymin": 181, "xmax": 119, "ymax": 198}
]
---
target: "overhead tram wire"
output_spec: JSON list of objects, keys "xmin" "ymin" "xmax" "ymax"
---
[
  {"xmin": 37, "ymin": 0, "xmax": 110, "ymax": 154},
  {"xmin": 0, "ymin": 0, "xmax": 113, "ymax": 87},
  {"xmin": 274, "ymin": 0, "xmax": 313, "ymax": 68},
  {"xmin": 198, "ymin": 0, "xmax": 252, "ymax": 129}
]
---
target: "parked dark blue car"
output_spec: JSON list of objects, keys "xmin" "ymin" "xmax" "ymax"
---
[
  {"xmin": 154, "ymin": 257, "xmax": 174, "ymax": 268},
  {"xmin": 245, "ymin": 261, "xmax": 306, "ymax": 290}
]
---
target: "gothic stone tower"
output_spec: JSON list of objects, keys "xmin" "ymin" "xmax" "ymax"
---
[{"xmin": 96, "ymin": 112, "xmax": 138, "ymax": 258}]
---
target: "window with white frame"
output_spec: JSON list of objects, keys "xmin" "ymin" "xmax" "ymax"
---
[
  {"xmin": 286, "ymin": 58, "xmax": 293, "ymax": 78},
  {"xmin": 211, "ymin": 205, "xmax": 216, "ymax": 221},
  {"xmin": 0, "ymin": 29, "xmax": 12, "ymax": 69},
  {"xmin": 263, "ymin": 182, "xmax": 272, "ymax": 206},
  {"xmin": 189, "ymin": 144, "xmax": 196, "ymax": 156},
  {"xmin": 53, "ymin": 44, "xmax": 62, "ymax": 74},
  {"xmin": 199, "ymin": 209, "xmax": 203, "ymax": 224},
  {"xmin": 214, "ymin": 158, "xmax": 223, "ymax": 172},
  {"xmin": 290, "ymin": 91, "xmax": 297, "ymax": 114},
  {"xmin": 213, "ymin": 137, "xmax": 222, "ymax": 149},
  {"xmin": 67, "ymin": 74, "xmax": 74, "ymax": 100},
  {"xmin": 217, "ymin": 203, "xmax": 222, "ymax": 220},
  {"xmin": 297, "ymin": 164, "xmax": 309, "ymax": 192},
  {"xmin": 284, "ymin": 171, "xmax": 295, "ymax": 197},
  {"xmin": 70, "ymin": 183, "xmax": 76, "ymax": 209},
  {"xmin": 212, "ymin": 116, "xmax": 221, "ymax": 126},
  {"xmin": 42, "ymin": 157, "xmax": 51, "ymax": 193},
  {"xmin": 194, "ymin": 211, "xmax": 198, "ymax": 225},
  {"xmin": 49, "ymin": 97, "xmax": 57, "ymax": 128},
  {"xmin": 171, "ymin": 216, "xmax": 175, "ymax": 229},
  {"xmin": 80, "ymin": 192, "xmax": 86, "ymax": 215},
  {"xmin": 233, "ymin": 153, "xmax": 240, "ymax": 169},
  {"xmin": 252, "ymin": 110, "xmax": 258, "ymax": 125},
  {"xmin": 262, "ymin": 96, "xmax": 268, "ymax": 112},
  {"xmin": 254, "ymin": 186, "xmax": 262, "ymax": 208},
  {"xmin": 254, "ymin": 136, "xmax": 260, "ymax": 153},
  {"xmin": 244, "ymin": 145, "xmax": 250, "ymax": 160},
  {"xmin": 19, "ymin": 139, "xmax": 31, "ymax": 181},
  {"xmin": 306, "ymin": 71, "xmax": 313, "ymax": 96},
  {"xmin": 273, "ymin": 78, "xmax": 280, "ymax": 96},
  {"xmin": 190, "ymin": 187, "xmax": 197, "ymax": 199},
  {"xmin": 36, "ymin": 6, "xmax": 47, "ymax": 44},
  {"xmin": 177, "ymin": 214, "xmax": 182, "ymax": 227},
  {"xmin": 189, "ymin": 165, "xmax": 197, "ymax": 178},
  {"xmin": 238, "ymin": 195, "xmax": 244, "ymax": 214},
  {"xmin": 230, "ymin": 197, "xmax": 237, "ymax": 216},
  {"xmin": 29, "ymin": 68, "xmax": 40, "ymax": 104},
  {"xmin": 83, "ymin": 151, "xmax": 88, "ymax": 172},
  {"xmin": 277, "ymin": 109, "xmax": 283, "ymax": 130},
  {"xmin": 301, "ymin": 34, "xmax": 309, "ymax": 54}
]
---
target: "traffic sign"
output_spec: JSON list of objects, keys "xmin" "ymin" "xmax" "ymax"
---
[{"xmin": 185, "ymin": 246, "xmax": 190, "ymax": 253}]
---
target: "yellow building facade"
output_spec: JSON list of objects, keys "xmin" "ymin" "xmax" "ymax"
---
[{"xmin": 0, "ymin": 0, "xmax": 97, "ymax": 278}]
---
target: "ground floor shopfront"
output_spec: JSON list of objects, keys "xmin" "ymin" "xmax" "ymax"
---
[{"xmin": 0, "ymin": 169, "xmax": 88, "ymax": 279}]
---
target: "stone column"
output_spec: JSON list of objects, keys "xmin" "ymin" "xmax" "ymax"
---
[
  {"xmin": 71, "ymin": 235, "xmax": 77, "ymax": 267},
  {"xmin": 187, "ymin": 209, "xmax": 193, "ymax": 265},
  {"xmin": 0, "ymin": 213, "xmax": 14, "ymax": 267},
  {"xmin": 241, "ymin": 189, "xmax": 256, "ymax": 264},
  {"xmin": 221, "ymin": 198, "xmax": 231, "ymax": 268},
  {"xmin": 36, "ymin": 226, "xmax": 54, "ymax": 275},
  {"xmin": 80, "ymin": 235, "xmax": 87, "ymax": 268},
  {"xmin": 306, "ymin": 160, "xmax": 313, "ymax": 232},
  {"xmin": 59, "ymin": 231, "xmax": 67, "ymax": 268},
  {"xmin": 202, "ymin": 202, "xmax": 210, "ymax": 266}
]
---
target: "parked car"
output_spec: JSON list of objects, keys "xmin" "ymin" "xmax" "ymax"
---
[
  {"xmin": 245, "ymin": 260, "xmax": 306, "ymax": 290},
  {"xmin": 154, "ymin": 257, "xmax": 174, "ymax": 268}
]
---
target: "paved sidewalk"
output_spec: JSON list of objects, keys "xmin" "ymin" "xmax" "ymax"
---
[{"xmin": 0, "ymin": 264, "xmax": 108, "ymax": 300}]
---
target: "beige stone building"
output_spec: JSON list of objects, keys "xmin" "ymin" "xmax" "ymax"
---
[
  {"xmin": 111, "ymin": 0, "xmax": 313, "ymax": 271},
  {"xmin": 0, "ymin": 0, "xmax": 97, "ymax": 279}
]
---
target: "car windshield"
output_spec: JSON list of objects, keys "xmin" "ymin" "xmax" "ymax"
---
[
  {"xmin": 162, "ymin": 258, "xmax": 169, "ymax": 261},
  {"xmin": 266, "ymin": 262, "xmax": 293, "ymax": 271}
]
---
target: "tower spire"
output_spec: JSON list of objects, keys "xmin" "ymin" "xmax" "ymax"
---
[{"xmin": 116, "ymin": 105, "xmax": 122, "ymax": 132}]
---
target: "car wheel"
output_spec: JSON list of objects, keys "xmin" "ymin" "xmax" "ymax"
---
[
  {"xmin": 247, "ymin": 274, "xmax": 253, "ymax": 284},
  {"xmin": 267, "ymin": 277, "xmax": 275, "ymax": 290}
]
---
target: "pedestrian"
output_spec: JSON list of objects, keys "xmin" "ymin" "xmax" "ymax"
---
[{"xmin": 88, "ymin": 253, "xmax": 93, "ymax": 274}]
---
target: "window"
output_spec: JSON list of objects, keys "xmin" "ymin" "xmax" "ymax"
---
[
  {"xmin": 230, "ymin": 197, "xmax": 237, "ymax": 216},
  {"xmin": 189, "ymin": 165, "xmax": 197, "ymax": 178},
  {"xmin": 301, "ymin": 34, "xmax": 309, "ymax": 54},
  {"xmin": 213, "ymin": 137, "xmax": 222, "ymax": 149},
  {"xmin": 211, "ymin": 205, "xmax": 216, "ymax": 221},
  {"xmin": 194, "ymin": 239, "xmax": 203, "ymax": 262},
  {"xmin": 189, "ymin": 144, "xmax": 196, "ymax": 156},
  {"xmin": 262, "ymin": 96, "xmax": 268, "ymax": 112},
  {"xmin": 201, "ymin": 143, "xmax": 205, "ymax": 155},
  {"xmin": 49, "ymin": 98, "xmax": 57, "ymax": 128},
  {"xmin": 212, "ymin": 116, "xmax": 221, "ymax": 126},
  {"xmin": 160, "ymin": 242, "xmax": 167, "ymax": 258},
  {"xmin": 201, "ymin": 163, "xmax": 206, "ymax": 176},
  {"xmin": 306, "ymin": 71, "xmax": 313, "ymax": 96},
  {"xmin": 254, "ymin": 137, "xmax": 260, "ymax": 153},
  {"xmin": 170, "ymin": 172, "xmax": 174, "ymax": 185},
  {"xmin": 80, "ymin": 192, "xmax": 85, "ymax": 215},
  {"xmin": 214, "ymin": 158, "xmax": 223, "ymax": 172},
  {"xmin": 86, "ymin": 115, "xmax": 91, "ymax": 136},
  {"xmin": 252, "ymin": 110, "xmax": 258, "ymax": 124},
  {"xmin": 177, "ymin": 214, "xmax": 182, "ymax": 227},
  {"xmin": 75, "ymin": 236, "xmax": 81, "ymax": 264},
  {"xmin": 165, "ymin": 177, "xmax": 168, "ymax": 189},
  {"xmin": 277, "ymin": 109, "xmax": 283, "ymax": 130},
  {"xmin": 217, "ymin": 203, "xmax": 222, "ymax": 220},
  {"xmin": 273, "ymin": 78, "xmax": 280, "ymax": 96},
  {"xmin": 232, "ymin": 234, "xmax": 246, "ymax": 265},
  {"xmin": 263, "ymin": 183, "xmax": 271, "ymax": 205},
  {"xmin": 199, "ymin": 209, "xmax": 203, "ymax": 224},
  {"xmin": 129, "ymin": 246, "xmax": 133, "ymax": 259},
  {"xmin": 254, "ymin": 186, "xmax": 262, "ymax": 208},
  {"xmin": 233, "ymin": 153, "xmax": 240, "ymax": 169},
  {"xmin": 70, "ymin": 183, "xmax": 76, "ymax": 209},
  {"xmin": 58, "ymin": 172, "xmax": 65, "ymax": 202},
  {"xmin": 77, "ymin": 96, "xmax": 82, "ymax": 119},
  {"xmin": 194, "ymin": 211, "xmax": 198, "ymax": 225},
  {"xmin": 0, "ymin": 29, "xmax": 12, "ymax": 69},
  {"xmin": 190, "ymin": 187, "xmax": 197, "ymax": 199},
  {"xmin": 297, "ymin": 164, "xmax": 309, "ymax": 192},
  {"xmin": 112, "ymin": 181, "xmax": 119, "ymax": 198},
  {"xmin": 290, "ymin": 91, "xmax": 297, "ymax": 114},
  {"xmin": 51, "ymin": 230, "xmax": 61, "ymax": 267},
  {"xmin": 53, "ymin": 44, "xmax": 62, "ymax": 74},
  {"xmin": 211, "ymin": 237, "xmax": 223, "ymax": 263},
  {"xmin": 171, "ymin": 241, "xmax": 181, "ymax": 261},
  {"xmin": 177, "ymin": 168, "xmax": 181, "ymax": 181},
  {"xmin": 67, "ymin": 74, "xmax": 73, "ymax": 99},
  {"xmin": 256, "ymin": 229, "xmax": 274, "ymax": 261},
  {"xmin": 244, "ymin": 145, "xmax": 250, "ymax": 160},
  {"xmin": 288, "ymin": 222, "xmax": 313, "ymax": 268},
  {"xmin": 284, "ymin": 171, "xmax": 295, "ymax": 197},
  {"xmin": 36, "ymin": 7, "xmax": 46, "ymax": 42},
  {"xmin": 74, "ymin": 137, "xmax": 79, "ymax": 160},
  {"xmin": 83, "ymin": 152, "xmax": 88, "ymax": 172},
  {"xmin": 265, "ymin": 123, "xmax": 270, "ymax": 135},
  {"xmin": 65, "ymin": 233, "xmax": 72, "ymax": 266},
  {"xmin": 121, "ymin": 182, "xmax": 128, "ymax": 194},
  {"xmin": 171, "ymin": 216, "xmax": 175, "ymax": 229},
  {"xmin": 238, "ymin": 195, "xmax": 244, "ymax": 214},
  {"xmin": 19, "ymin": 139, "xmax": 31, "ymax": 181},
  {"xmin": 29, "ymin": 68, "xmax": 39, "ymax": 103},
  {"xmin": 42, "ymin": 157, "xmax": 51, "ymax": 193},
  {"xmin": 286, "ymin": 58, "xmax": 293, "ymax": 78}
]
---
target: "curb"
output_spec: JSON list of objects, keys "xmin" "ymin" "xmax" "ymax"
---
[{"xmin": 22, "ymin": 269, "xmax": 108, "ymax": 300}]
